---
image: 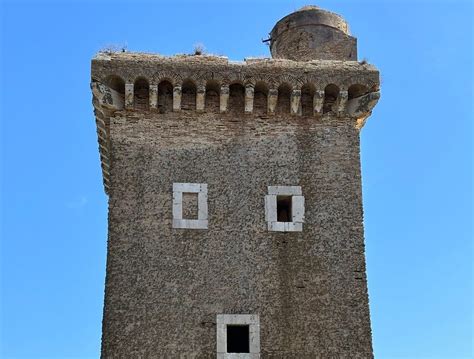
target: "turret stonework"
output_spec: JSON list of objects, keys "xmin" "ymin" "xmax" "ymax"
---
[
  {"xmin": 92, "ymin": 6, "xmax": 380, "ymax": 358},
  {"xmin": 269, "ymin": 6, "xmax": 357, "ymax": 61}
]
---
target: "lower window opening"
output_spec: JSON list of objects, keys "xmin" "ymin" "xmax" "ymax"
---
[
  {"xmin": 227, "ymin": 325, "xmax": 250, "ymax": 353},
  {"xmin": 277, "ymin": 195, "xmax": 292, "ymax": 222}
]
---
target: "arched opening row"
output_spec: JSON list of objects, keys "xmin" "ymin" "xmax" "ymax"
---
[{"xmin": 104, "ymin": 75, "xmax": 370, "ymax": 116}]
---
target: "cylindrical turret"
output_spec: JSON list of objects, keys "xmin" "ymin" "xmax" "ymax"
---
[{"xmin": 269, "ymin": 6, "xmax": 357, "ymax": 61}]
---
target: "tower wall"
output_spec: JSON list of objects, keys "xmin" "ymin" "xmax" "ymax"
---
[{"xmin": 102, "ymin": 112, "xmax": 372, "ymax": 358}]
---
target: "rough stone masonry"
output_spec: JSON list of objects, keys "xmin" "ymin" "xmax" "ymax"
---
[{"xmin": 91, "ymin": 5, "xmax": 380, "ymax": 358}]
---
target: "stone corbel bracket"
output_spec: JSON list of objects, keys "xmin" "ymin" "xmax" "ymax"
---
[
  {"xmin": 346, "ymin": 90, "xmax": 381, "ymax": 129},
  {"xmin": 91, "ymin": 79, "xmax": 125, "ymax": 195}
]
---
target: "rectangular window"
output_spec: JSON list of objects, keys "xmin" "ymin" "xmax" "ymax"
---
[
  {"xmin": 227, "ymin": 325, "xmax": 250, "ymax": 353},
  {"xmin": 172, "ymin": 183, "xmax": 208, "ymax": 229},
  {"xmin": 276, "ymin": 195, "xmax": 292, "ymax": 222},
  {"xmin": 265, "ymin": 186, "xmax": 304, "ymax": 232},
  {"xmin": 182, "ymin": 192, "xmax": 199, "ymax": 220},
  {"xmin": 217, "ymin": 314, "xmax": 260, "ymax": 358}
]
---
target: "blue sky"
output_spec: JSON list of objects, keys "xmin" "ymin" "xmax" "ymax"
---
[{"xmin": 1, "ymin": 0, "xmax": 472, "ymax": 358}]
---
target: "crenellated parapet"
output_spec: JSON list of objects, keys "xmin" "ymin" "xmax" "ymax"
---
[{"xmin": 91, "ymin": 52, "xmax": 380, "ymax": 193}]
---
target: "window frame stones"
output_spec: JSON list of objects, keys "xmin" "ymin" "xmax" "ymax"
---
[
  {"xmin": 172, "ymin": 183, "xmax": 208, "ymax": 229},
  {"xmin": 265, "ymin": 185, "xmax": 304, "ymax": 232},
  {"xmin": 216, "ymin": 314, "xmax": 260, "ymax": 359}
]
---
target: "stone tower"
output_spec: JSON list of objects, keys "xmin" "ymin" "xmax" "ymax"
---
[{"xmin": 91, "ymin": 5, "xmax": 380, "ymax": 358}]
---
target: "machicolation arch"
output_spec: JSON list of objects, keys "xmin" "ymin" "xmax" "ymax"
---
[{"xmin": 96, "ymin": 70, "xmax": 379, "ymax": 118}]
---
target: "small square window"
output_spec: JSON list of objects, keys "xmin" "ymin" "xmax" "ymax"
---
[
  {"xmin": 265, "ymin": 186, "xmax": 304, "ymax": 232},
  {"xmin": 226, "ymin": 325, "xmax": 250, "ymax": 353},
  {"xmin": 217, "ymin": 314, "xmax": 260, "ymax": 358},
  {"xmin": 172, "ymin": 183, "xmax": 208, "ymax": 229}
]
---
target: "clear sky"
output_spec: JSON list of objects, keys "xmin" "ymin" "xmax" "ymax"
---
[{"xmin": 1, "ymin": 0, "xmax": 472, "ymax": 358}]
